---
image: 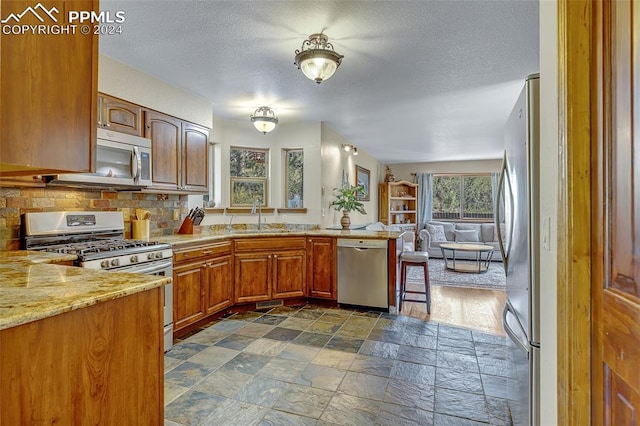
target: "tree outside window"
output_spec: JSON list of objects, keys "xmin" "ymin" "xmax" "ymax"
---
[
  {"xmin": 284, "ymin": 149, "xmax": 303, "ymax": 208},
  {"xmin": 230, "ymin": 147, "xmax": 268, "ymax": 206},
  {"xmin": 432, "ymin": 174, "xmax": 493, "ymax": 220}
]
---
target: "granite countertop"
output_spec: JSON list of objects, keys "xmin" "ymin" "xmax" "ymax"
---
[
  {"xmin": 0, "ymin": 251, "xmax": 171, "ymax": 331},
  {"xmin": 0, "ymin": 250, "xmax": 78, "ymax": 265},
  {"xmin": 154, "ymin": 229, "xmax": 403, "ymax": 247}
]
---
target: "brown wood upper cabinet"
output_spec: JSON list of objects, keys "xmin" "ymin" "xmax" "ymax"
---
[
  {"xmin": 144, "ymin": 110, "xmax": 209, "ymax": 193},
  {"xmin": 98, "ymin": 94, "xmax": 143, "ymax": 136},
  {"xmin": 0, "ymin": 0, "xmax": 98, "ymax": 176}
]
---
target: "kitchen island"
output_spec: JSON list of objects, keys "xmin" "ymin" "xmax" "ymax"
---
[{"xmin": 0, "ymin": 251, "xmax": 170, "ymax": 424}]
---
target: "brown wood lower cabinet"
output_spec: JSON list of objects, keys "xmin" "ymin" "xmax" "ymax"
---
[
  {"xmin": 173, "ymin": 260, "xmax": 206, "ymax": 329},
  {"xmin": 234, "ymin": 237, "xmax": 307, "ymax": 304},
  {"xmin": 307, "ymin": 237, "xmax": 337, "ymax": 299},
  {"xmin": 272, "ymin": 250, "xmax": 307, "ymax": 299},
  {"xmin": 173, "ymin": 241, "xmax": 233, "ymax": 331},
  {"xmin": 171, "ymin": 236, "xmax": 353, "ymax": 334},
  {"xmin": 0, "ymin": 288, "xmax": 163, "ymax": 423},
  {"xmin": 204, "ymin": 255, "xmax": 233, "ymax": 315}
]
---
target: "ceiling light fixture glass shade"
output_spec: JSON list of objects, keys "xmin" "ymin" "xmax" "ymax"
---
[
  {"xmin": 250, "ymin": 106, "xmax": 279, "ymax": 134},
  {"xmin": 294, "ymin": 33, "xmax": 344, "ymax": 84}
]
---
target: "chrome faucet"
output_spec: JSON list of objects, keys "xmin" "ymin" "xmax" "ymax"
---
[
  {"xmin": 226, "ymin": 214, "xmax": 235, "ymax": 232},
  {"xmin": 251, "ymin": 199, "xmax": 262, "ymax": 230}
]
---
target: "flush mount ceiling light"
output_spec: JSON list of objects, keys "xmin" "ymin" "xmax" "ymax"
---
[
  {"xmin": 250, "ymin": 106, "xmax": 279, "ymax": 134},
  {"xmin": 294, "ymin": 33, "xmax": 344, "ymax": 84}
]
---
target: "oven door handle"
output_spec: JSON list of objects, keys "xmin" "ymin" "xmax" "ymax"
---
[{"xmin": 119, "ymin": 260, "xmax": 172, "ymax": 275}]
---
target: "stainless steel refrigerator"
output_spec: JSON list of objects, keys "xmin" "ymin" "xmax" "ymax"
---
[{"xmin": 496, "ymin": 74, "xmax": 540, "ymax": 426}]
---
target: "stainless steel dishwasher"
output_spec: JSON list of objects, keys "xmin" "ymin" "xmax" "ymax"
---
[{"xmin": 337, "ymin": 238, "xmax": 388, "ymax": 310}]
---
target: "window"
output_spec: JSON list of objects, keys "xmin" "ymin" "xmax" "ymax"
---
[
  {"xmin": 229, "ymin": 147, "xmax": 268, "ymax": 206},
  {"xmin": 283, "ymin": 149, "xmax": 304, "ymax": 208},
  {"xmin": 432, "ymin": 174, "xmax": 494, "ymax": 220}
]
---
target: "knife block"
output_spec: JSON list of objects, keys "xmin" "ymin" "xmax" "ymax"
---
[{"xmin": 177, "ymin": 217, "xmax": 202, "ymax": 235}]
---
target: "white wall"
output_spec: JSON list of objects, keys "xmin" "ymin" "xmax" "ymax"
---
[
  {"xmin": 320, "ymin": 124, "xmax": 381, "ymax": 229},
  {"xmin": 388, "ymin": 159, "xmax": 501, "ymax": 182},
  {"xmin": 98, "ymin": 55, "xmax": 213, "ymax": 128},
  {"xmin": 539, "ymin": 1, "xmax": 558, "ymax": 424},
  {"xmin": 199, "ymin": 117, "xmax": 322, "ymax": 226}
]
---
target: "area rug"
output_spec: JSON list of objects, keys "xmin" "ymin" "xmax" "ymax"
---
[{"xmin": 406, "ymin": 258, "xmax": 506, "ymax": 290}]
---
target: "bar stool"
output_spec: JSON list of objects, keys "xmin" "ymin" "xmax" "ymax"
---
[{"xmin": 399, "ymin": 251, "xmax": 431, "ymax": 314}]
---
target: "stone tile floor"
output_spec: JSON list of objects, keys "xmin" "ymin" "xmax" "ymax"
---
[{"xmin": 164, "ymin": 305, "xmax": 514, "ymax": 425}]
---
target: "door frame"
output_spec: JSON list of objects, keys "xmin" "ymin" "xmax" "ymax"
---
[{"xmin": 557, "ymin": 0, "xmax": 593, "ymax": 424}]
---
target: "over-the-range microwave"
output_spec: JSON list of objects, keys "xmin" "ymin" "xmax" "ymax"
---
[{"xmin": 47, "ymin": 128, "xmax": 152, "ymax": 189}]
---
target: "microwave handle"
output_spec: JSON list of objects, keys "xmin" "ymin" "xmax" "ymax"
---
[{"xmin": 132, "ymin": 146, "xmax": 141, "ymax": 181}]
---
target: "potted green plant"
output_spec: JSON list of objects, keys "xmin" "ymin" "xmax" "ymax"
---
[{"xmin": 330, "ymin": 185, "xmax": 367, "ymax": 229}]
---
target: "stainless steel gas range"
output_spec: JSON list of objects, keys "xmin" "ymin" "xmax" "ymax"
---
[{"xmin": 22, "ymin": 211, "xmax": 174, "ymax": 352}]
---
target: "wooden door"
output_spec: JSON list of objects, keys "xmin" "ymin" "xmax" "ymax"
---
[
  {"xmin": 307, "ymin": 238, "xmax": 336, "ymax": 299},
  {"xmin": 182, "ymin": 122, "xmax": 209, "ymax": 192},
  {"xmin": 592, "ymin": 1, "xmax": 640, "ymax": 423},
  {"xmin": 204, "ymin": 255, "xmax": 233, "ymax": 315},
  {"xmin": 234, "ymin": 253, "xmax": 271, "ymax": 303},
  {"xmin": 173, "ymin": 261, "xmax": 205, "ymax": 330},
  {"xmin": 272, "ymin": 250, "xmax": 306, "ymax": 299},
  {"xmin": 99, "ymin": 94, "xmax": 143, "ymax": 136},
  {"xmin": 144, "ymin": 110, "xmax": 181, "ymax": 190}
]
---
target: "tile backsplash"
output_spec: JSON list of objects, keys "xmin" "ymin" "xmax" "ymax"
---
[{"xmin": 0, "ymin": 187, "xmax": 188, "ymax": 251}]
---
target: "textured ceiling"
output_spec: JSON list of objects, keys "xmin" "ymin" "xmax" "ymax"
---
[{"xmin": 99, "ymin": 0, "xmax": 539, "ymax": 164}]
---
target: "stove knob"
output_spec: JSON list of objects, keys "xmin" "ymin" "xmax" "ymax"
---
[
  {"xmin": 155, "ymin": 252, "xmax": 163, "ymax": 259},
  {"xmin": 110, "ymin": 259, "xmax": 120, "ymax": 267},
  {"xmin": 100, "ymin": 260, "xmax": 110, "ymax": 269},
  {"xmin": 130, "ymin": 255, "xmax": 138, "ymax": 263},
  {"xmin": 147, "ymin": 253, "xmax": 155, "ymax": 260}
]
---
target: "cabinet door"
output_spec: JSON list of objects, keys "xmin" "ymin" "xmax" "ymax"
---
[
  {"xmin": 182, "ymin": 122, "xmax": 209, "ymax": 192},
  {"xmin": 144, "ymin": 111, "xmax": 181, "ymax": 190},
  {"xmin": 173, "ymin": 261, "xmax": 205, "ymax": 330},
  {"xmin": 99, "ymin": 94, "xmax": 143, "ymax": 136},
  {"xmin": 204, "ymin": 255, "xmax": 233, "ymax": 315},
  {"xmin": 272, "ymin": 250, "xmax": 306, "ymax": 299},
  {"xmin": 1, "ymin": 0, "xmax": 98, "ymax": 176},
  {"xmin": 307, "ymin": 238, "xmax": 337, "ymax": 299},
  {"xmin": 234, "ymin": 253, "xmax": 271, "ymax": 303}
]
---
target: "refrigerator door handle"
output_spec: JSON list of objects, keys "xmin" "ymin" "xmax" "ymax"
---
[
  {"xmin": 496, "ymin": 152, "xmax": 514, "ymax": 274},
  {"xmin": 503, "ymin": 301, "xmax": 528, "ymax": 355}
]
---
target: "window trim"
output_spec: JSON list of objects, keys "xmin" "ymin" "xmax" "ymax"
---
[
  {"xmin": 282, "ymin": 148, "xmax": 304, "ymax": 209},
  {"xmin": 229, "ymin": 146, "xmax": 269, "ymax": 207}
]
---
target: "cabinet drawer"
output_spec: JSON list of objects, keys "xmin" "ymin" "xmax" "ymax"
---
[
  {"xmin": 234, "ymin": 237, "xmax": 307, "ymax": 252},
  {"xmin": 174, "ymin": 241, "xmax": 231, "ymax": 263}
]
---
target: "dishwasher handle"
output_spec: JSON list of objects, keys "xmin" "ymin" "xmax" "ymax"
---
[{"xmin": 337, "ymin": 238, "xmax": 387, "ymax": 249}]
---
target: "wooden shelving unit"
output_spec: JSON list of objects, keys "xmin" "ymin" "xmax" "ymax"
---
[{"xmin": 378, "ymin": 180, "xmax": 419, "ymax": 232}]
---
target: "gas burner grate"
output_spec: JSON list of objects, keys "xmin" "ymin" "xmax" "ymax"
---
[{"xmin": 43, "ymin": 239, "xmax": 165, "ymax": 256}]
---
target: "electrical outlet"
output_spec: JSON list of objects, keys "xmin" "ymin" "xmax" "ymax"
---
[
  {"xmin": 172, "ymin": 209, "xmax": 181, "ymax": 221},
  {"xmin": 122, "ymin": 208, "xmax": 130, "ymax": 221},
  {"xmin": 282, "ymin": 215, "xmax": 288, "ymax": 223}
]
